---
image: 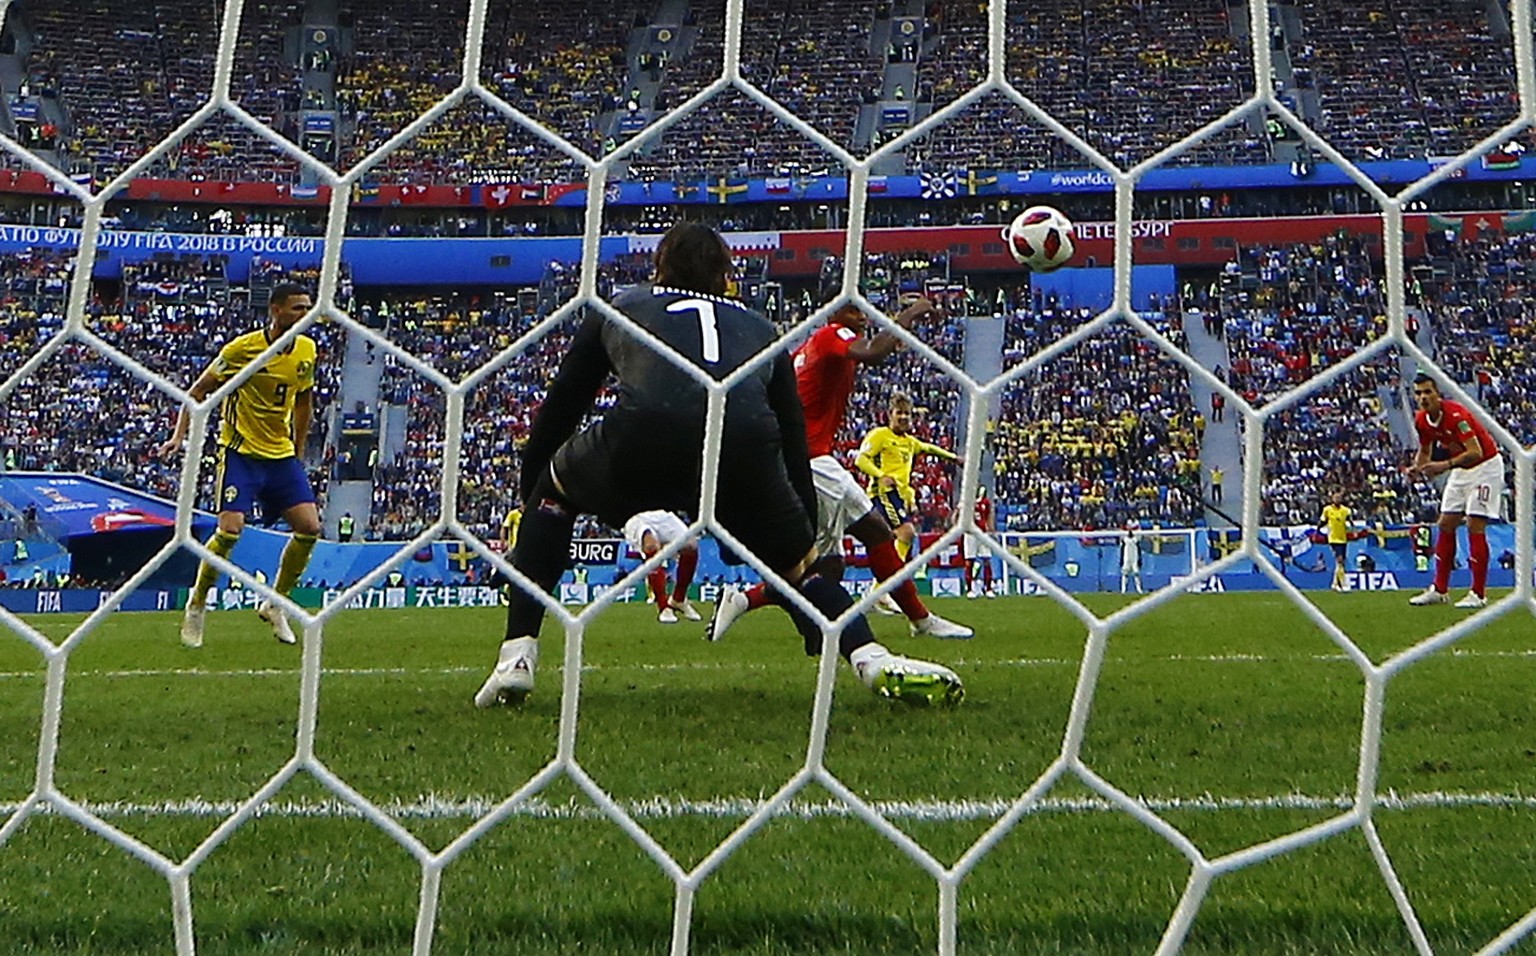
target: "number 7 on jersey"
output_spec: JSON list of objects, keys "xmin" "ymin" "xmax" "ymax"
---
[{"xmin": 667, "ymin": 298, "xmax": 721, "ymax": 364}]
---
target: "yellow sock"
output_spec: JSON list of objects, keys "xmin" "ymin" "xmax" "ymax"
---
[
  {"xmin": 192, "ymin": 530, "xmax": 240, "ymax": 604},
  {"xmin": 275, "ymin": 533, "xmax": 319, "ymax": 595}
]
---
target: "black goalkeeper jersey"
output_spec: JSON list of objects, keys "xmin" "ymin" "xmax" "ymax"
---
[
  {"xmin": 519, "ymin": 284, "xmax": 812, "ymax": 513},
  {"xmin": 599, "ymin": 284, "xmax": 787, "ymax": 437}
]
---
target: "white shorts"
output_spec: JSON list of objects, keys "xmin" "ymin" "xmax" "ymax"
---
[
  {"xmin": 1440, "ymin": 454, "xmax": 1505, "ymax": 520},
  {"xmin": 811, "ymin": 455, "xmax": 873, "ymax": 558},
  {"xmin": 963, "ymin": 532, "xmax": 990, "ymax": 560},
  {"xmin": 622, "ymin": 510, "xmax": 691, "ymax": 553}
]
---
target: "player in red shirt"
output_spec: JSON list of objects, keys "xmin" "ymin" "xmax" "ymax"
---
[
  {"xmin": 963, "ymin": 487, "xmax": 997, "ymax": 597},
  {"xmin": 709, "ymin": 299, "xmax": 974, "ymax": 641},
  {"xmin": 1405, "ymin": 373, "xmax": 1505, "ymax": 608},
  {"xmin": 795, "ymin": 312, "xmax": 865, "ymax": 460}
]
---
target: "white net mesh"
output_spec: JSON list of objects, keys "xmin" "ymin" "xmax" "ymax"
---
[{"xmin": 0, "ymin": 0, "xmax": 1533, "ymax": 953}]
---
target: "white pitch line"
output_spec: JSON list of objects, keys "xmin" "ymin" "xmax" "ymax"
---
[
  {"xmin": 1, "ymin": 647, "xmax": 1533, "ymax": 682},
  {"xmin": 1, "ymin": 791, "xmax": 1532, "ymax": 823},
  {"xmin": 0, "ymin": 662, "xmax": 776, "ymax": 681}
]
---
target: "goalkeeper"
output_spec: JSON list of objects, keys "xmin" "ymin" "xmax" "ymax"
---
[{"xmin": 474, "ymin": 224, "xmax": 963, "ymax": 709}]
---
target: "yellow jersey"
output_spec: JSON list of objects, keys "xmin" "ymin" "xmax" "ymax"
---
[
  {"xmin": 855, "ymin": 426, "xmax": 957, "ymax": 507},
  {"xmin": 1321, "ymin": 504, "xmax": 1352, "ymax": 544},
  {"xmin": 502, "ymin": 508, "xmax": 523, "ymax": 548},
  {"xmin": 210, "ymin": 328, "xmax": 317, "ymax": 460}
]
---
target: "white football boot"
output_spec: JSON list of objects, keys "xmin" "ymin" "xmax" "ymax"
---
[
  {"xmin": 180, "ymin": 603, "xmax": 206, "ymax": 649},
  {"xmin": 911, "ymin": 612, "xmax": 974, "ymax": 640},
  {"xmin": 256, "ymin": 599, "xmax": 298, "ymax": 645},
  {"xmin": 1408, "ymin": 587, "xmax": 1449, "ymax": 606},
  {"xmin": 706, "ymin": 585, "xmax": 750, "ymax": 642},
  {"xmin": 852, "ymin": 646, "xmax": 964, "ymax": 708},
  {"xmin": 474, "ymin": 636, "xmax": 539, "ymax": 707}
]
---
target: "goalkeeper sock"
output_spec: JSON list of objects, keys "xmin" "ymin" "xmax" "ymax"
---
[
  {"xmin": 191, "ymin": 530, "xmax": 240, "ymax": 604},
  {"xmin": 1468, "ymin": 531, "xmax": 1489, "ymax": 597},
  {"xmin": 1433, "ymin": 530, "xmax": 1456, "ymax": 593},
  {"xmin": 504, "ymin": 487, "xmax": 576, "ymax": 641},
  {"xmin": 672, "ymin": 548, "xmax": 698, "ymax": 604},
  {"xmin": 866, "ymin": 539, "xmax": 927, "ymax": 621},
  {"xmin": 648, "ymin": 567, "xmax": 670, "ymax": 608},
  {"xmin": 785, "ymin": 572, "xmax": 875, "ymax": 659},
  {"xmin": 274, "ymin": 533, "xmax": 318, "ymax": 595}
]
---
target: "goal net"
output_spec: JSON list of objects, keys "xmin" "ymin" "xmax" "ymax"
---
[{"xmin": 0, "ymin": 0, "xmax": 1533, "ymax": 954}]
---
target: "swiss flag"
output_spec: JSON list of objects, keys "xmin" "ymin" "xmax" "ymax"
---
[
  {"xmin": 1464, "ymin": 212, "xmax": 1503, "ymax": 239},
  {"xmin": 483, "ymin": 183, "xmax": 514, "ymax": 209}
]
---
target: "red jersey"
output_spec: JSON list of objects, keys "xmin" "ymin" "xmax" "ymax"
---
[
  {"xmin": 1415, "ymin": 399, "xmax": 1497, "ymax": 466},
  {"xmin": 792, "ymin": 323, "xmax": 860, "ymax": 457},
  {"xmin": 974, "ymin": 495, "xmax": 993, "ymax": 532}
]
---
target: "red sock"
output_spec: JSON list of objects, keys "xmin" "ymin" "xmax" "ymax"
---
[
  {"xmin": 744, "ymin": 582, "xmax": 772, "ymax": 609},
  {"xmin": 981, "ymin": 561, "xmax": 993, "ymax": 590},
  {"xmin": 648, "ymin": 567, "xmax": 670, "ymax": 608},
  {"xmin": 672, "ymin": 549, "xmax": 698, "ymax": 603},
  {"xmin": 1433, "ymin": 530, "xmax": 1456, "ymax": 594},
  {"xmin": 867, "ymin": 539, "xmax": 928, "ymax": 622},
  {"xmin": 963, "ymin": 560, "xmax": 974, "ymax": 593},
  {"xmin": 1468, "ymin": 531, "xmax": 1489, "ymax": 597}
]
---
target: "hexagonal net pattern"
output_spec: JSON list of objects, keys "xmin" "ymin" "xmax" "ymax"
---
[{"xmin": 1, "ymin": 0, "xmax": 1534, "ymax": 954}]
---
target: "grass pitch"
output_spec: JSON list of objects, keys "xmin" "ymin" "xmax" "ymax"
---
[{"xmin": 1, "ymin": 590, "xmax": 1534, "ymax": 955}]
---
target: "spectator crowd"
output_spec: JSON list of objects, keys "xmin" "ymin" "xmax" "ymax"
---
[
  {"xmin": 992, "ymin": 304, "xmax": 1205, "ymax": 530},
  {"xmin": 12, "ymin": 0, "xmax": 1518, "ymax": 187}
]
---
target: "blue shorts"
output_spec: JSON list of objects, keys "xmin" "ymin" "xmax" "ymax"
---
[
  {"xmin": 874, "ymin": 487, "xmax": 912, "ymax": 527},
  {"xmin": 216, "ymin": 448, "xmax": 315, "ymax": 519}
]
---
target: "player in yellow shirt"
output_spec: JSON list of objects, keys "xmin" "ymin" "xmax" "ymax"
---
[
  {"xmin": 501, "ymin": 507, "xmax": 522, "ymax": 551},
  {"xmin": 156, "ymin": 283, "xmax": 323, "ymax": 648},
  {"xmin": 855, "ymin": 393, "xmax": 959, "ymax": 561},
  {"xmin": 1320, "ymin": 491, "xmax": 1353, "ymax": 592}
]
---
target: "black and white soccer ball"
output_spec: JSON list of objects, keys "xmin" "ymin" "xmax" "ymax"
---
[{"xmin": 1002, "ymin": 205, "xmax": 1076, "ymax": 272}]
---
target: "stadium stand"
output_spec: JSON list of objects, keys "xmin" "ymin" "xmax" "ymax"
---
[
  {"xmin": 1218, "ymin": 236, "xmax": 1386, "ymax": 406},
  {"xmin": 24, "ymin": 0, "xmax": 304, "ymax": 182},
  {"xmin": 633, "ymin": 0, "xmax": 883, "ymax": 180},
  {"xmin": 993, "ymin": 305, "xmax": 1205, "ymax": 531},
  {"xmin": 371, "ymin": 286, "xmax": 585, "ymax": 541},
  {"xmin": 1258, "ymin": 366, "xmax": 1427, "ymax": 526},
  {"xmin": 1213, "ymin": 238, "xmax": 1438, "ymax": 524},
  {"xmin": 911, "ymin": 0, "xmax": 1266, "ymax": 173},
  {"xmin": 10, "ymin": 0, "xmax": 1520, "ymax": 185},
  {"xmin": 0, "ymin": 0, "xmax": 1528, "ymax": 549},
  {"xmin": 338, "ymin": 0, "xmax": 647, "ymax": 183},
  {"xmin": 1293, "ymin": 0, "xmax": 1518, "ymax": 161},
  {"xmin": 0, "ymin": 250, "xmax": 340, "ymax": 518},
  {"xmin": 1417, "ymin": 229, "xmax": 1536, "ymax": 448}
]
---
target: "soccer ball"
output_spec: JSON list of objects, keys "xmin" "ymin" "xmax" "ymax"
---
[{"xmin": 1002, "ymin": 205, "xmax": 1076, "ymax": 272}]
